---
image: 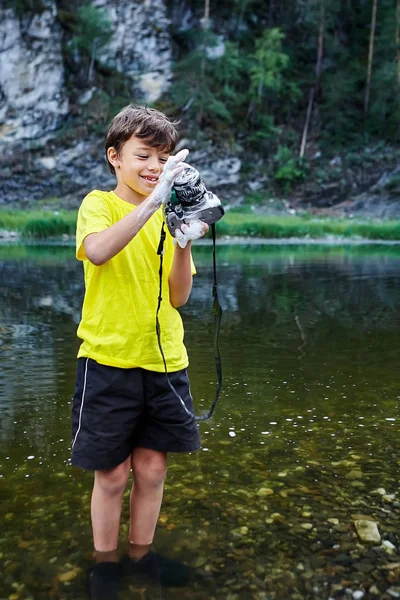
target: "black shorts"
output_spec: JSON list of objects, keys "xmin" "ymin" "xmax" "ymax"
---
[{"xmin": 71, "ymin": 358, "xmax": 201, "ymax": 471}]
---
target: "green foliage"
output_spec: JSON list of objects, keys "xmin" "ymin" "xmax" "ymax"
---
[
  {"xmin": 68, "ymin": 3, "xmax": 112, "ymax": 82},
  {"xmin": 250, "ymin": 28, "xmax": 288, "ymax": 99},
  {"xmin": 4, "ymin": 0, "xmax": 45, "ymax": 16},
  {"xmin": 273, "ymin": 146, "xmax": 306, "ymax": 191},
  {"xmin": 169, "ymin": 0, "xmax": 400, "ymax": 153},
  {"xmin": 361, "ymin": 1, "xmax": 400, "ymax": 140},
  {"xmin": 22, "ymin": 217, "xmax": 74, "ymax": 238},
  {"xmin": 0, "ymin": 211, "xmax": 77, "ymax": 238},
  {"xmin": 70, "ymin": 4, "xmax": 111, "ymax": 56},
  {"xmin": 170, "ymin": 30, "xmax": 238, "ymax": 129},
  {"xmin": 2, "ymin": 209, "xmax": 400, "ymax": 241},
  {"xmin": 243, "ymin": 191, "xmax": 265, "ymax": 205},
  {"xmin": 246, "ymin": 114, "xmax": 280, "ymax": 143},
  {"xmin": 217, "ymin": 212, "xmax": 400, "ymax": 240},
  {"xmin": 384, "ymin": 176, "xmax": 400, "ymax": 193},
  {"xmin": 10, "ymin": 0, "xmax": 400, "ymax": 189},
  {"xmin": 170, "ymin": 24, "xmax": 292, "ymax": 146},
  {"xmin": 319, "ymin": 58, "xmax": 365, "ymax": 146}
]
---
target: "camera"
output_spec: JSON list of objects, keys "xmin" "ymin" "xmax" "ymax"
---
[{"xmin": 164, "ymin": 166, "xmax": 224, "ymax": 237}]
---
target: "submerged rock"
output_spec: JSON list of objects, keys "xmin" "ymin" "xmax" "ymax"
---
[
  {"xmin": 354, "ymin": 520, "xmax": 381, "ymax": 544},
  {"xmin": 345, "ymin": 470, "xmax": 363, "ymax": 480},
  {"xmin": 256, "ymin": 488, "xmax": 274, "ymax": 497}
]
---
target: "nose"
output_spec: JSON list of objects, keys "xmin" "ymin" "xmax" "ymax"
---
[{"xmin": 147, "ymin": 157, "xmax": 161, "ymax": 172}]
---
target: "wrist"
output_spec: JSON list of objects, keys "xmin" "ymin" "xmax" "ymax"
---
[
  {"xmin": 141, "ymin": 194, "xmax": 162, "ymax": 216},
  {"xmin": 175, "ymin": 240, "xmax": 192, "ymax": 251}
]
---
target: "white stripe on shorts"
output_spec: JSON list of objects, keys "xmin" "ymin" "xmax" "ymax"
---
[{"xmin": 71, "ymin": 358, "xmax": 89, "ymax": 450}]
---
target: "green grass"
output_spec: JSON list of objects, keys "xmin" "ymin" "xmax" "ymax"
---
[
  {"xmin": 217, "ymin": 213, "xmax": 400, "ymax": 241},
  {"xmin": 1, "ymin": 208, "xmax": 400, "ymax": 241},
  {"xmin": 0, "ymin": 210, "xmax": 77, "ymax": 239}
]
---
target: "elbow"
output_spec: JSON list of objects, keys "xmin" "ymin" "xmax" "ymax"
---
[
  {"xmin": 170, "ymin": 296, "xmax": 188, "ymax": 309},
  {"xmin": 86, "ymin": 251, "xmax": 106, "ymax": 266},
  {"xmin": 91, "ymin": 256, "xmax": 107, "ymax": 267},
  {"xmin": 170, "ymin": 291, "xmax": 190, "ymax": 308},
  {"xmin": 84, "ymin": 238, "xmax": 107, "ymax": 266}
]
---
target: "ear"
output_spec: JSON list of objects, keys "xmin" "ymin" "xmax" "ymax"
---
[{"xmin": 107, "ymin": 147, "xmax": 120, "ymax": 169}]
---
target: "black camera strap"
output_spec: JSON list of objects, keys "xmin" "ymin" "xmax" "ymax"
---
[{"xmin": 156, "ymin": 222, "xmax": 223, "ymax": 422}]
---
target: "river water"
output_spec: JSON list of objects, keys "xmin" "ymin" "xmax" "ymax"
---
[{"xmin": 0, "ymin": 242, "xmax": 399, "ymax": 600}]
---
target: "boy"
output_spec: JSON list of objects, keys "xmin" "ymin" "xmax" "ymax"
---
[{"xmin": 71, "ymin": 105, "xmax": 207, "ymax": 599}]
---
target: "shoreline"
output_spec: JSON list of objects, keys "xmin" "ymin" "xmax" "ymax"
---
[
  {"xmin": 197, "ymin": 236, "xmax": 400, "ymax": 246},
  {"xmin": 1, "ymin": 234, "xmax": 400, "ymax": 247},
  {"xmin": 2, "ymin": 209, "xmax": 400, "ymax": 243}
]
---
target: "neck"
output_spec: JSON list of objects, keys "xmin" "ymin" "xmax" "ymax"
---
[{"xmin": 114, "ymin": 182, "xmax": 147, "ymax": 206}]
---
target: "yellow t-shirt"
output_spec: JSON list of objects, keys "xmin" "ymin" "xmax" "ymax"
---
[{"xmin": 76, "ymin": 189, "xmax": 194, "ymax": 371}]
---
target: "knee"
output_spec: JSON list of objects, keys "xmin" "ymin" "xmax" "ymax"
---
[
  {"xmin": 132, "ymin": 451, "xmax": 167, "ymax": 489},
  {"xmin": 95, "ymin": 461, "xmax": 130, "ymax": 497}
]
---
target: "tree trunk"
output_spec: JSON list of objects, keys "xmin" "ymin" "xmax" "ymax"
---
[
  {"xmin": 396, "ymin": 0, "xmax": 400, "ymax": 139},
  {"xmin": 268, "ymin": 0, "xmax": 274, "ymax": 25},
  {"xmin": 88, "ymin": 39, "xmax": 96, "ymax": 83},
  {"xmin": 300, "ymin": 88, "xmax": 315, "ymax": 159},
  {"xmin": 198, "ymin": 0, "xmax": 211, "ymax": 125},
  {"xmin": 236, "ymin": 0, "xmax": 249, "ymax": 36},
  {"xmin": 300, "ymin": 0, "xmax": 324, "ymax": 159},
  {"xmin": 315, "ymin": 1, "xmax": 324, "ymax": 93},
  {"xmin": 364, "ymin": 0, "xmax": 378, "ymax": 114},
  {"xmin": 396, "ymin": 0, "xmax": 400, "ymax": 89}
]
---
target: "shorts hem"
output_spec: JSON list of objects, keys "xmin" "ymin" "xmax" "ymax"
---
[
  {"xmin": 71, "ymin": 451, "xmax": 132, "ymax": 472},
  {"xmin": 71, "ymin": 442, "xmax": 201, "ymax": 471},
  {"xmin": 137, "ymin": 442, "xmax": 201, "ymax": 454}
]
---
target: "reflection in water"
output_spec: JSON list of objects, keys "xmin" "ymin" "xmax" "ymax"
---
[{"xmin": 0, "ymin": 243, "xmax": 399, "ymax": 599}]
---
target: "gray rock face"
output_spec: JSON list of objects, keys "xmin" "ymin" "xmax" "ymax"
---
[
  {"xmin": 0, "ymin": 0, "xmax": 173, "ymax": 150},
  {"xmin": 196, "ymin": 157, "xmax": 242, "ymax": 188},
  {"xmin": 0, "ymin": 2, "xmax": 68, "ymax": 143},
  {"xmin": 93, "ymin": 0, "xmax": 172, "ymax": 102}
]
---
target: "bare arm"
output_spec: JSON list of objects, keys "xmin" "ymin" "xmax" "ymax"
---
[
  {"xmin": 84, "ymin": 196, "xmax": 160, "ymax": 266},
  {"xmin": 168, "ymin": 243, "xmax": 193, "ymax": 308},
  {"xmin": 168, "ymin": 221, "xmax": 209, "ymax": 307},
  {"xmin": 84, "ymin": 149, "xmax": 189, "ymax": 266}
]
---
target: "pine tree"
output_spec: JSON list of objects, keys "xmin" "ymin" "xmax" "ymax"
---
[{"xmin": 70, "ymin": 3, "xmax": 112, "ymax": 83}]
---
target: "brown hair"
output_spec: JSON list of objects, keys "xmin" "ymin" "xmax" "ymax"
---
[{"xmin": 105, "ymin": 104, "xmax": 179, "ymax": 175}]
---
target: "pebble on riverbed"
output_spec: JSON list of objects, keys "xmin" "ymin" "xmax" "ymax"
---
[
  {"xmin": 256, "ymin": 488, "xmax": 274, "ymax": 497},
  {"xmin": 354, "ymin": 520, "xmax": 381, "ymax": 543}
]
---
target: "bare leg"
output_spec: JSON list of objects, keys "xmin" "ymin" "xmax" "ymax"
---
[
  {"xmin": 129, "ymin": 447, "xmax": 167, "ymax": 560},
  {"xmin": 91, "ymin": 457, "xmax": 131, "ymax": 556}
]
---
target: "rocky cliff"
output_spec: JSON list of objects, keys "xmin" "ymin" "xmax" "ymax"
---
[
  {"xmin": 0, "ymin": 0, "xmax": 186, "ymax": 207},
  {"xmin": 0, "ymin": 0, "xmax": 172, "ymax": 144},
  {"xmin": 0, "ymin": 1, "xmax": 68, "ymax": 143},
  {"xmin": 0, "ymin": 0, "xmax": 399, "ymax": 217}
]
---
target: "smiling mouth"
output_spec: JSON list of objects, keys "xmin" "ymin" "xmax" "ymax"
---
[{"xmin": 141, "ymin": 176, "xmax": 159, "ymax": 183}]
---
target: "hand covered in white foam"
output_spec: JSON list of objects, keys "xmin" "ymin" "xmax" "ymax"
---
[
  {"xmin": 175, "ymin": 219, "xmax": 209, "ymax": 248},
  {"xmin": 150, "ymin": 149, "xmax": 190, "ymax": 208}
]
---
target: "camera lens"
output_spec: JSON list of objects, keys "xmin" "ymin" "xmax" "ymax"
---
[{"xmin": 173, "ymin": 166, "xmax": 207, "ymax": 206}]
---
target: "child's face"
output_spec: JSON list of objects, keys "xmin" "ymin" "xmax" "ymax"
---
[{"xmin": 110, "ymin": 135, "xmax": 170, "ymax": 200}]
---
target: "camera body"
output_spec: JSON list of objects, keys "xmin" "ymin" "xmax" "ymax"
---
[{"xmin": 164, "ymin": 166, "xmax": 224, "ymax": 237}]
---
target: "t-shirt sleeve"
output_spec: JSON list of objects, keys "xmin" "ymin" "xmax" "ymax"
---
[{"xmin": 76, "ymin": 192, "xmax": 112, "ymax": 260}]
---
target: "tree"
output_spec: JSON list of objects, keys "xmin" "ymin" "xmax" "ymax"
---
[
  {"xmin": 299, "ymin": 0, "xmax": 325, "ymax": 159},
  {"xmin": 249, "ymin": 28, "xmax": 288, "ymax": 102},
  {"xmin": 364, "ymin": 0, "xmax": 378, "ymax": 114},
  {"xmin": 397, "ymin": 0, "xmax": 400, "ymax": 93},
  {"xmin": 70, "ymin": 3, "xmax": 112, "ymax": 83},
  {"xmin": 247, "ymin": 27, "xmax": 289, "ymax": 138}
]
